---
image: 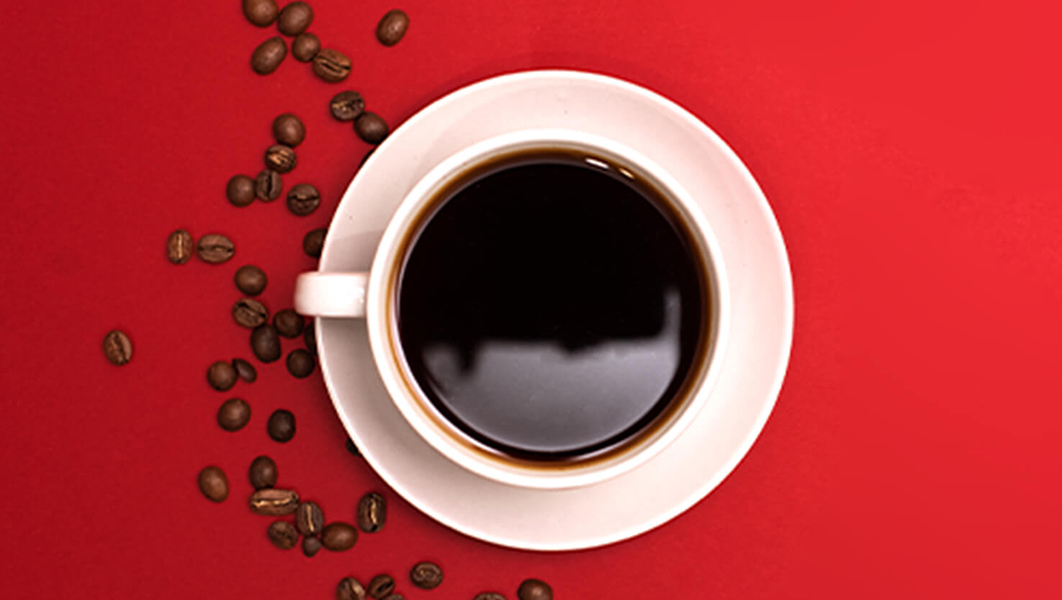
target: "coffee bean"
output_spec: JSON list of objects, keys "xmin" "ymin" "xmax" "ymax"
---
[
  {"xmin": 232, "ymin": 358, "xmax": 258, "ymax": 382},
  {"xmin": 473, "ymin": 594, "xmax": 506, "ymax": 600},
  {"xmin": 295, "ymin": 501, "xmax": 324, "ymax": 536},
  {"xmin": 302, "ymin": 535, "xmax": 323, "ymax": 557},
  {"xmin": 251, "ymin": 36, "xmax": 287, "ymax": 75},
  {"xmin": 265, "ymin": 144, "xmax": 297, "ymax": 173},
  {"xmin": 267, "ymin": 520, "xmax": 298, "ymax": 550},
  {"xmin": 166, "ymin": 229, "xmax": 193, "ymax": 264},
  {"xmin": 249, "ymin": 488, "xmax": 300, "ymax": 515},
  {"xmin": 233, "ymin": 298, "xmax": 269, "ymax": 328},
  {"xmin": 303, "ymin": 228, "xmax": 326, "ymax": 258},
  {"xmin": 248, "ymin": 455, "xmax": 277, "ymax": 490},
  {"xmin": 286, "ymin": 183, "xmax": 320, "ymax": 216},
  {"xmin": 367, "ymin": 574, "xmax": 395, "ymax": 598},
  {"xmin": 234, "ymin": 265, "xmax": 268, "ymax": 296},
  {"xmin": 321, "ymin": 523, "xmax": 358, "ymax": 551},
  {"xmin": 277, "ymin": 1, "xmax": 313, "ymax": 36},
  {"xmin": 286, "ymin": 349, "xmax": 315, "ymax": 378},
  {"xmin": 271, "ymin": 308, "xmax": 303, "ymax": 338},
  {"xmin": 330, "ymin": 91, "xmax": 365, "ymax": 121},
  {"xmin": 345, "ymin": 438, "xmax": 360, "ymax": 456},
  {"xmin": 357, "ymin": 492, "xmax": 386, "ymax": 533},
  {"xmin": 251, "ymin": 325, "xmax": 281, "ymax": 362},
  {"xmin": 516, "ymin": 580, "xmax": 552, "ymax": 600},
  {"xmin": 410, "ymin": 562, "xmax": 443, "ymax": 590},
  {"xmin": 313, "ymin": 48, "xmax": 351, "ymax": 83},
  {"xmin": 376, "ymin": 10, "xmax": 409, "ymax": 46},
  {"xmin": 226, "ymin": 175, "xmax": 256, "ymax": 207},
  {"xmin": 243, "ymin": 0, "xmax": 278, "ymax": 26},
  {"xmin": 304, "ymin": 324, "xmax": 317, "ymax": 355},
  {"xmin": 273, "ymin": 113, "xmax": 306, "ymax": 147},
  {"xmin": 292, "ymin": 32, "xmax": 320, "ymax": 62},
  {"xmin": 207, "ymin": 361, "xmax": 238, "ymax": 391},
  {"xmin": 217, "ymin": 398, "xmax": 251, "ymax": 431},
  {"xmin": 102, "ymin": 330, "xmax": 133, "ymax": 366},
  {"xmin": 354, "ymin": 112, "xmax": 389, "ymax": 144},
  {"xmin": 268, "ymin": 409, "xmax": 296, "ymax": 442},
  {"xmin": 337, "ymin": 577, "xmax": 368, "ymax": 600},
  {"xmin": 381, "ymin": 595, "xmax": 405, "ymax": 600},
  {"xmin": 198, "ymin": 466, "xmax": 229, "ymax": 502},
  {"xmin": 255, "ymin": 169, "xmax": 283, "ymax": 201},
  {"xmin": 197, "ymin": 233, "xmax": 235, "ymax": 263}
]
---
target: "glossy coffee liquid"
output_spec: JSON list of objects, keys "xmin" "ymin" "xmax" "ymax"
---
[{"xmin": 396, "ymin": 150, "xmax": 707, "ymax": 460}]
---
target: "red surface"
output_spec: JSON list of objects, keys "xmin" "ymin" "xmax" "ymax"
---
[{"xmin": 1, "ymin": 0, "xmax": 1059, "ymax": 597}]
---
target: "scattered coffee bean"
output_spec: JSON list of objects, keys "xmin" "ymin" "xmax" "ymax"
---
[
  {"xmin": 251, "ymin": 324, "xmax": 282, "ymax": 362},
  {"xmin": 227, "ymin": 174, "xmax": 256, "ymax": 207},
  {"xmin": 267, "ymin": 520, "xmax": 299, "ymax": 550},
  {"xmin": 207, "ymin": 360, "xmax": 238, "ymax": 391},
  {"xmin": 367, "ymin": 574, "xmax": 395, "ymax": 598},
  {"xmin": 265, "ymin": 144, "xmax": 297, "ymax": 173},
  {"xmin": 273, "ymin": 308, "xmax": 304, "ymax": 338},
  {"xmin": 345, "ymin": 438, "xmax": 360, "ymax": 456},
  {"xmin": 249, "ymin": 488, "xmax": 300, "ymax": 515},
  {"xmin": 295, "ymin": 501, "xmax": 324, "ymax": 536},
  {"xmin": 382, "ymin": 595, "xmax": 405, "ymax": 600},
  {"xmin": 321, "ymin": 523, "xmax": 358, "ymax": 551},
  {"xmin": 516, "ymin": 580, "xmax": 552, "ymax": 600},
  {"xmin": 354, "ymin": 112, "xmax": 389, "ymax": 144},
  {"xmin": 197, "ymin": 233, "xmax": 235, "ymax": 263},
  {"xmin": 166, "ymin": 229, "xmax": 193, "ymax": 264},
  {"xmin": 304, "ymin": 324, "xmax": 317, "ymax": 355},
  {"xmin": 232, "ymin": 358, "xmax": 258, "ymax": 382},
  {"xmin": 251, "ymin": 36, "xmax": 287, "ymax": 75},
  {"xmin": 198, "ymin": 466, "xmax": 229, "ymax": 502},
  {"xmin": 330, "ymin": 91, "xmax": 365, "ymax": 121},
  {"xmin": 255, "ymin": 168, "xmax": 283, "ymax": 201},
  {"xmin": 268, "ymin": 409, "xmax": 296, "ymax": 442},
  {"xmin": 313, "ymin": 48, "xmax": 352, "ymax": 83},
  {"xmin": 303, "ymin": 228, "xmax": 326, "ymax": 258},
  {"xmin": 338, "ymin": 577, "xmax": 368, "ymax": 600},
  {"xmin": 234, "ymin": 265, "xmax": 268, "ymax": 296},
  {"xmin": 286, "ymin": 183, "xmax": 320, "ymax": 216},
  {"xmin": 410, "ymin": 562, "xmax": 443, "ymax": 590},
  {"xmin": 302, "ymin": 535, "xmax": 323, "ymax": 557},
  {"xmin": 286, "ymin": 349, "xmax": 315, "ymax": 378},
  {"xmin": 292, "ymin": 32, "xmax": 320, "ymax": 61},
  {"xmin": 243, "ymin": 0, "xmax": 278, "ymax": 26},
  {"xmin": 277, "ymin": 1, "xmax": 313, "ymax": 36},
  {"xmin": 102, "ymin": 330, "xmax": 133, "ymax": 366},
  {"xmin": 217, "ymin": 398, "xmax": 251, "ymax": 431},
  {"xmin": 233, "ymin": 298, "xmax": 269, "ymax": 328},
  {"xmin": 376, "ymin": 10, "xmax": 409, "ymax": 47},
  {"xmin": 273, "ymin": 113, "xmax": 306, "ymax": 147},
  {"xmin": 473, "ymin": 594, "xmax": 506, "ymax": 600},
  {"xmin": 357, "ymin": 492, "xmax": 387, "ymax": 533},
  {"xmin": 248, "ymin": 455, "xmax": 277, "ymax": 490}
]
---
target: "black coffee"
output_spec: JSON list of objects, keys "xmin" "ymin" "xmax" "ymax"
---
[{"xmin": 396, "ymin": 150, "xmax": 708, "ymax": 460}]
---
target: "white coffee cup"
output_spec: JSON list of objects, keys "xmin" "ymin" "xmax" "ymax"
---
[{"xmin": 295, "ymin": 128, "xmax": 730, "ymax": 490}]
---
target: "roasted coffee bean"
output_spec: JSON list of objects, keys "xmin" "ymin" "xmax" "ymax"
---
[
  {"xmin": 367, "ymin": 574, "xmax": 395, "ymax": 598},
  {"xmin": 273, "ymin": 308, "xmax": 304, "ymax": 338},
  {"xmin": 233, "ymin": 298, "xmax": 269, "ymax": 328},
  {"xmin": 251, "ymin": 36, "xmax": 287, "ymax": 75},
  {"xmin": 357, "ymin": 492, "xmax": 386, "ymax": 533},
  {"xmin": 198, "ymin": 466, "xmax": 229, "ymax": 502},
  {"xmin": 321, "ymin": 523, "xmax": 358, "ymax": 551},
  {"xmin": 303, "ymin": 227, "xmax": 326, "ymax": 258},
  {"xmin": 207, "ymin": 361, "xmax": 238, "ymax": 391},
  {"xmin": 273, "ymin": 113, "xmax": 305, "ymax": 147},
  {"xmin": 286, "ymin": 183, "xmax": 320, "ymax": 216},
  {"xmin": 255, "ymin": 169, "xmax": 283, "ymax": 201},
  {"xmin": 354, "ymin": 112, "xmax": 389, "ymax": 144},
  {"xmin": 267, "ymin": 520, "xmax": 298, "ymax": 549},
  {"xmin": 243, "ymin": 0, "xmax": 278, "ymax": 26},
  {"xmin": 232, "ymin": 358, "xmax": 258, "ymax": 382},
  {"xmin": 251, "ymin": 325, "xmax": 282, "ymax": 362},
  {"xmin": 197, "ymin": 233, "xmax": 235, "ymax": 263},
  {"xmin": 102, "ymin": 330, "xmax": 133, "ymax": 366},
  {"xmin": 338, "ymin": 577, "xmax": 368, "ymax": 600},
  {"xmin": 302, "ymin": 535, "xmax": 323, "ymax": 557},
  {"xmin": 345, "ymin": 438, "xmax": 360, "ymax": 456},
  {"xmin": 305, "ymin": 324, "xmax": 317, "ymax": 355},
  {"xmin": 268, "ymin": 409, "xmax": 296, "ymax": 442},
  {"xmin": 248, "ymin": 455, "xmax": 277, "ymax": 490},
  {"xmin": 473, "ymin": 594, "xmax": 506, "ymax": 600},
  {"xmin": 516, "ymin": 580, "xmax": 552, "ymax": 600},
  {"xmin": 382, "ymin": 595, "xmax": 405, "ymax": 600},
  {"xmin": 249, "ymin": 488, "xmax": 300, "ymax": 515},
  {"xmin": 217, "ymin": 398, "xmax": 251, "ymax": 431},
  {"xmin": 227, "ymin": 174, "xmax": 256, "ymax": 207},
  {"xmin": 277, "ymin": 1, "xmax": 313, "ymax": 36},
  {"xmin": 265, "ymin": 144, "xmax": 297, "ymax": 173},
  {"xmin": 292, "ymin": 32, "xmax": 320, "ymax": 61},
  {"xmin": 286, "ymin": 349, "xmax": 315, "ymax": 378},
  {"xmin": 295, "ymin": 501, "xmax": 324, "ymax": 536},
  {"xmin": 330, "ymin": 90, "xmax": 365, "ymax": 121},
  {"xmin": 409, "ymin": 562, "xmax": 443, "ymax": 589},
  {"xmin": 313, "ymin": 48, "xmax": 352, "ymax": 83},
  {"xmin": 166, "ymin": 229, "xmax": 193, "ymax": 264},
  {"xmin": 376, "ymin": 10, "xmax": 409, "ymax": 46},
  {"xmin": 234, "ymin": 265, "xmax": 268, "ymax": 296}
]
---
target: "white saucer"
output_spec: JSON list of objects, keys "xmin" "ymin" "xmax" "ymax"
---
[{"xmin": 316, "ymin": 70, "xmax": 794, "ymax": 551}]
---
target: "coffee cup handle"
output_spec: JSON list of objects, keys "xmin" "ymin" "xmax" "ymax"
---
[{"xmin": 294, "ymin": 272, "xmax": 370, "ymax": 318}]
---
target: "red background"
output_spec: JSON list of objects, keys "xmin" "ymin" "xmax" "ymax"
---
[{"xmin": 1, "ymin": 0, "xmax": 1059, "ymax": 597}]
